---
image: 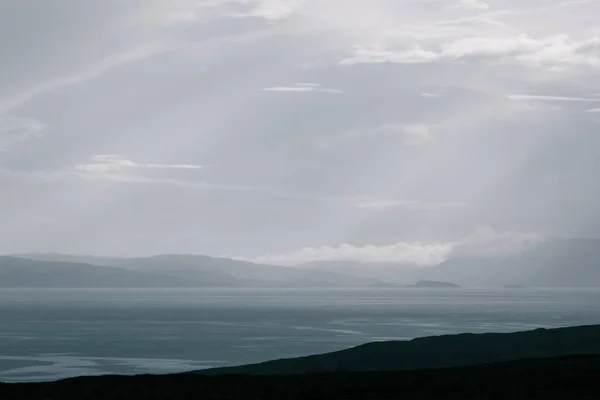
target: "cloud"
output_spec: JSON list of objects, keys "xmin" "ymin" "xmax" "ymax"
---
[
  {"xmin": 0, "ymin": 116, "xmax": 46, "ymax": 151},
  {"xmin": 246, "ymin": 227, "xmax": 544, "ymax": 266},
  {"xmin": 340, "ymin": 34, "xmax": 600, "ymax": 68},
  {"xmin": 559, "ymin": 0, "xmax": 593, "ymax": 5},
  {"xmin": 508, "ymin": 94, "xmax": 600, "ymax": 102},
  {"xmin": 68, "ymin": 156, "xmax": 336, "ymax": 195},
  {"xmin": 74, "ymin": 155, "xmax": 204, "ymax": 174},
  {"xmin": 143, "ymin": 1, "xmax": 599, "ymax": 74},
  {"xmin": 261, "ymin": 83, "xmax": 343, "ymax": 93},
  {"xmin": 244, "ymin": 0, "xmax": 301, "ymax": 21},
  {"xmin": 459, "ymin": 0, "xmax": 490, "ymax": 10},
  {"xmin": 354, "ymin": 200, "xmax": 468, "ymax": 211},
  {"xmin": 162, "ymin": 0, "xmax": 302, "ymax": 23},
  {"xmin": 421, "ymin": 92, "xmax": 441, "ymax": 98},
  {"xmin": 250, "ymin": 242, "xmax": 455, "ymax": 266},
  {"xmin": 6, "ymin": 163, "xmax": 279, "ymax": 194},
  {"xmin": 509, "ymin": 101, "xmax": 565, "ymax": 113},
  {"xmin": 587, "ymin": 108, "xmax": 600, "ymax": 112},
  {"xmin": 450, "ymin": 226, "xmax": 545, "ymax": 258},
  {"xmin": 340, "ymin": 44, "xmax": 439, "ymax": 65},
  {"xmin": 147, "ymin": 0, "xmax": 286, "ymax": 26},
  {"xmin": 142, "ymin": 0, "xmax": 600, "ymax": 73}
]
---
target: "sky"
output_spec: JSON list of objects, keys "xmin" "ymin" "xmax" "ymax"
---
[{"xmin": 1, "ymin": 0, "xmax": 599, "ymax": 264}]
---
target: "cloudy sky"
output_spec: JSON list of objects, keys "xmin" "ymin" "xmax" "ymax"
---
[{"xmin": 1, "ymin": 0, "xmax": 599, "ymax": 263}]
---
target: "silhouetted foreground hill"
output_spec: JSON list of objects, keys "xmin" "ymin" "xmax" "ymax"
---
[
  {"xmin": 203, "ymin": 324, "xmax": 600, "ymax": 375},
  {"xmin": 1, "ymin": 355, "xmax": 599, "ymax": 399}
]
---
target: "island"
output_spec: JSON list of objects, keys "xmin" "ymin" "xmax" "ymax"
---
[
  {"xmin": 406, "ymin": 280, "xmax": 461, "ymax": 288},
  {"xmin": 504, "ymin": 284, "xmax": 524, "ymax": 289}
]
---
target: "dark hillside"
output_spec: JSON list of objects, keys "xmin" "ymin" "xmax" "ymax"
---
[{"xmin": 1, "ymin": 355, "xmax": 599, "ymax": 399}]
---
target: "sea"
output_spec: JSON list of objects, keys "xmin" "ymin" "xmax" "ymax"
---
[{"xmin": 1, "ymin": 287, "xmax": 599, "ymax": 382}]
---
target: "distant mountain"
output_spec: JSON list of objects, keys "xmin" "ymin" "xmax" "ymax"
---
[
  {"xmin": 10, "ymin": 254, "xmax": 384, "ymax": 288},
  {"xmin": 0, "ymin": 256, "xmax": 201, "ymax": 288},
  {"xmin": 421, "ymin": 238, "xmax": 600, "ymax": 287},
  {"xmin": 110, "ymin": 254, "xmax": 384, "ymax": 287},
  {"xmin": 299, "ymin": 260, "xmax": 423, "ymax": 284},
  {"xmin": 301, "ymin": 238, "xmax": 600, "ymax": 287},
  {"xmin": 15, "ymin": 237, "xmax": 600, "ymax": 287},
  {"xmin": 202, "ymin": 324, "xmax": 600, "ymax": 375},
  {"xmin": 15, "ymin": 253, "xmax": 128, "ymax": 267}
]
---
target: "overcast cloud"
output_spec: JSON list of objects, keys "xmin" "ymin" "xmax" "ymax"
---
[{"xmin": 1, "ymin": 0, "xmax": 599, "ymax": 262}]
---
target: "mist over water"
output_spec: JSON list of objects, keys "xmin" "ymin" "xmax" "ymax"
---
[{"xmin": 1, "ymin": 288, "xmax": 599, "ymax": 382}]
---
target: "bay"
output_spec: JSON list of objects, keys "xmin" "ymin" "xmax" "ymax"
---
[{"xmin": 1, "ymin": 287, "xmax": 599, "ymax": 382}]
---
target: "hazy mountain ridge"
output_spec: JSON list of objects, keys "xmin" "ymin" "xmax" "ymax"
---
[
  {"xmin": 3, "ymin": 254, "xmax": 384, "ymax": 288},
  {"xmin": 300, "ymin": 238, "xmax": 600, "ymax": 287},
  {"xmin": 9, "ymin": 238, "xmax": 600, "ymax": 287},
  {"xmin": 298, "ymin": 260, "xmax": 424, "ymax": 283},
  {"xmin": 419, "ymin": 238, "xmax": 600, "ymax": 287},
  {"xmin": 0, "ymin": 256, "xmax": 197, "ymax": 288}
]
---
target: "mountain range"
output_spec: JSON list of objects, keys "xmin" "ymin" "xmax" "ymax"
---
[
  {"xmin": 0, "ymin": 254, "xmax": 384, "ymax": 288},
  {"xmin": 3, "ymin": 237, "xmax": 600, "ymax": 288},
  {"xmin": 299, "ymin": 238, "xmax": 600, "ymax": 287}
]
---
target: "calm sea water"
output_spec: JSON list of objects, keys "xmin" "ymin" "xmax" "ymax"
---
[{"xmin": 1, "ymin": 288, "xmax": 599, "ymax": 382}]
